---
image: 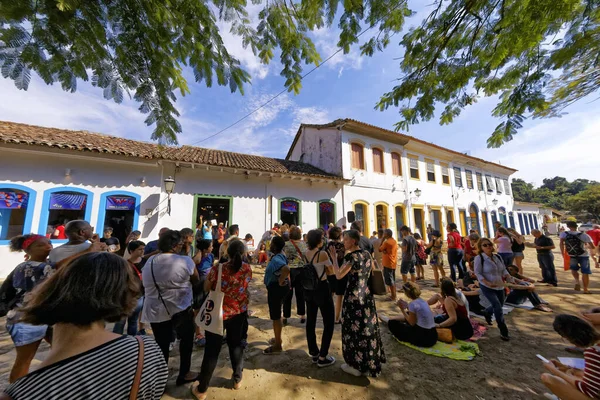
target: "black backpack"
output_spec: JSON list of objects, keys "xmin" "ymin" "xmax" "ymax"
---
[
  {"xmin": 301, "ymin": 251, "xmax": 326, "ymax": 292},
  {"xmin": 564, "ymin": 232, "xmax": 586, "ymax": 256}
]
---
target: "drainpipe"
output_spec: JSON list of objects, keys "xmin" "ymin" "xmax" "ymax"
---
[{"xmin": 341, "ymin": 183, "xmax": 346, "ymax": 227}]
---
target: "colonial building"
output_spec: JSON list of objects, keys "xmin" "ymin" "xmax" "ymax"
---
[
  {"xmin": 287, "ymin": 119, "xmax": 517, "ymax": 239},
  {"xmin": 0, "ymin": 118, "xmax": 518, "ymax": 276},
  {"xmin": 0, "ymin": 121, "xmax": 345, "ymax": 276}
]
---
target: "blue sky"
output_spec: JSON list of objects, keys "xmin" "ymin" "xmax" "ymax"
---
[{"xmin": 1, "ymin": 1, "xmax": 599, "ymax": 186}]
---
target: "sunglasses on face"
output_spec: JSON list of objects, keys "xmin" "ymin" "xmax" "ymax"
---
[{"xmin": 481, "ymin": 243, "xmax": 493, "ymax": 248}]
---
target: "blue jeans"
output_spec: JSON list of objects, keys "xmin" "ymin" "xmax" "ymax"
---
[
  {"xmin": 537, "ymin": 253, "xmax": 557, "ymax": 284},
  {"xmin": 498, "ymin": 252, "xmax": 514, "ymax": 267},
  {"xmin": 113, "ymin": 296, "xmax": 144, "ymax": 335},
  {"xmin": 570, "ymin": 256, "xmax": 592, "ymax": 275},
  {"xmin": 447, "ymin": 249, "xmax": 465, "ymax": 282},
  {"xmin": 480, "ymin": 285, "xmax": 508, "ymax": 337},
  {"xmin": 506, "ymin": 288, "xmax": 543, "ymax": 307}
]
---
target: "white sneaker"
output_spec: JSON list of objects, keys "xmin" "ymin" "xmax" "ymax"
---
[{"xmin": 341, "ymin": 363, "xmax": 362, "ymax": 377}]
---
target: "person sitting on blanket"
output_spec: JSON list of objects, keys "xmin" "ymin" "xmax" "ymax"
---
[
  {"xmin": 380, "ymin": 282, "xmax": 438, "ymax": 347},
  {"xmin": 505, "ymin": 265, "xmax": 552, "ymax": 313},
  {"xmin": 457, "ymin": 272, "xmax": 486, "ymax": 316},
  {"xmin": 427, "ymin": 278, "xmax": 474, "ymax": 340},
  {"xmin": 541, "ymin": 314, "xmax": 600, "ymax": 400}
]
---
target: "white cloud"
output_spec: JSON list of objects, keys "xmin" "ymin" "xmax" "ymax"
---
[
  {"xmin": 181, "ymin": 91, "xmax": 331, "ymax": 157},
  {"xmin": 0, "ymin": 75, "xmax": 151, "ymax": 141},
  {"xmin": 473, "ymin": 110, "xmax": 600, "ymax": 185},
  {"xmin": 311, "ymin": 27, "xmax": 364, "ymax": 71},
  {"xmin": 215, "ymin": 4, "xmax": 271, "ymax": 80},
  {"xmin": 338, "ymin": 67, "xmax": 344, "ymax": 78}
]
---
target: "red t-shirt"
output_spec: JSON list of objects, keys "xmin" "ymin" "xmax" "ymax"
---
[
  {"xmin": 53, "ymin": 225, "xmax": 67, "ymax": 239},
  {"xmin": 587, "ymin": 229, "xmax": 600, "ymax": 246},
  {"xmin": 447, "ymin": 231, "xmax": 463, "ymax": 249},
  {"xmin": 207, "ymin": 261, "xmax": 252, "ymax": 320},
  {"xmin": 464, "ymin": 239, "xmax": 474, "ymax": 257}
]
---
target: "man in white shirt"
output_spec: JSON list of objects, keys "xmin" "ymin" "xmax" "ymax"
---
[
  {"xmin": 559, "ymin": 221, "xmax": 596, "ymax": 293},
  {"xmin": 49, "ymin": 220, "xmax": 98, "ymax": 263}
]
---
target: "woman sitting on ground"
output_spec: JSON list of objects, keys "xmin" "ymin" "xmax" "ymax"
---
[
  {"xmin": 381, "ymin": 281, "xmax": 438, "ymax": 347},
  {"xmin": 505, "ymin": 265, "xmax": 552, "ymax": 312},
  {"xmin": 2, "ymin": 252, "xmax": 168, "ymax": 399},
  {"xmin": 541, "ymin": 314, "xmax": 600, "ymax": 400},
  {"xmin": 456, "ymin": 272, "xmax": 486, "ymax": 316},
  {"xmin": 427, "ymin": 278, "xmax": 474, "ymax": 340},
  {"xmin": 257, "ymin": 243, "xmax": 268, "ymax": 265},
  {"xmin": 193, "ymin": 240, "xmax": 252, "ymax": 400}
]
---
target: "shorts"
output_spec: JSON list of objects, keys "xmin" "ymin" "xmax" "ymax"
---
[
  {"xmin": 383, "ymin": 267, "xmax": 396, "ymax": 286},
  {"xmin": 400, "ymin": 259, "xmax": 416, "ymax": 275},
  {"xmin": 570, "ymin": 256, "xmax": 591, "ymax": 275},
  {"xmin": 513, "ymin": 252, "xmax": 524, "ymax": 258},
  {"xmin": 267, "ymin": 284, "xmax": 290, "ymax": 320},
  {"xmin": 335, "ymin": 274, "xmax": 348, "ymax": 296},
  {"xmin": 7, "ymin": 322, "xmax": 48, "ymax": 347},
  {"xmin": 430, "ymin": 253, "xmax": 444, "ymax": 266}
]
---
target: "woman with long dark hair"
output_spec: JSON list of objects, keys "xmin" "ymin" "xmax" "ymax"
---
[
  {"xmin": 193, "ymin": 240, "xmax": 252, "ymax": 399},
  {"xmin": 429, "ymin": 277, "xmax": 474, "ymax": 340},
  {"xmin": 304, "ymin": 230, "xmax": 335, "ymax": 368},
  {"xmin": 329, "ymin": 229, "xmax": 385, "ymax": 377},
  {"xmin": 327, "ymin": 226, "xmax": 346, "ymax": 324},
  {"xmin": 2, "ymin": 252, "xmax": 168, "ymax": 399}
]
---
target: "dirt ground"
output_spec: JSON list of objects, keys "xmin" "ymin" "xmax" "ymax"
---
[{"xmin": 0, "ymin": 241, "xmax": 597, "ymax": 399}]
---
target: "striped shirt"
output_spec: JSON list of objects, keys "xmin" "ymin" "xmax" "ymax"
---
[
  {"xmin": 474, "ymin": 253, "xmax": 509, "ymax": 289},
  {"xmin": 4, "ymin": 335, "xmax": 168, "ymax": 400},
  {"xmin": 577, "ymin": 346, "xmax": 600, "ymax": 399}
]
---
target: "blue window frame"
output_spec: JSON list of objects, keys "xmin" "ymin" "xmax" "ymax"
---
[
  {"xmin": 0, "ymin": 184, "xmax": 37, "ymax": 245},
  {"xmin": 96, "ymin": 191, "xmax": 141, "ymax": 235},
  {"xmin": 38, "ymin": 187, "xmax": 94, "ymax": 242}
]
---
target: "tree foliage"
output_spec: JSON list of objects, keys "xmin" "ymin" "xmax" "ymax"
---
[
  {"xmin": 569, "ymin": 185, "xmax": 600, "ymax": 221},
  {"xmin": 1, "ymin": 1, "xmax": 599, "ymax": 144},
  {"xmin": 512, "ymin": 176, "xmax": 599, "ymax": 211},
  {"xmin": 376, "ymin": 0, "xmax": 600, "ymax": 148},
  {"xmin": 0, "ymin": 0, "xmax": 411, "ymax": 143}
]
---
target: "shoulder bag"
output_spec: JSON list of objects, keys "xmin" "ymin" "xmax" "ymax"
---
[
  {"xmin": 196, "ymin": 263, "xmax": 225, "ymax": 335},
  {"xmin": 150, "ymin": 257, "xmax": 193, "ymax": 327},
  {"xmin": 129, "ymin": 336, "xmax": 145, "ymax": 400}
]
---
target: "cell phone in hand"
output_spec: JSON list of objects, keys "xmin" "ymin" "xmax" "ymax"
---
[{"xmin": 537, "ymin": 354, "xmax": 550, "ymax": 363}]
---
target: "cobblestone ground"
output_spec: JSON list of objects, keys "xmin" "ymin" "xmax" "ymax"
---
[{"xmin": 0, "ymin": 241, "xmax": 598, "ymax": 399}]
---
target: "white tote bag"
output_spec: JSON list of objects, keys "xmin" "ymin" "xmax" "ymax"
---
[{"xmin": 197, "ymin": 263, "xmax": 225, "ymax": 335}]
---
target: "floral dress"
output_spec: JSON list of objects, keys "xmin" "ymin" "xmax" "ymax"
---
[{"xmin": 341, "ymin": 250, "xmax": 386, "ymax": 376}]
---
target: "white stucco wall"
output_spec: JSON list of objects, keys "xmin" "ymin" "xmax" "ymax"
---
[
  {"xmin": 0, "ymin": 148, "xmax": 343, "ymax": 277},
  {"xmin": 289, "ymin": 127, "xmax": 343, "ymax": 177},
  {"xmin": 336, "ymin": 129, "xmax": 515, "ymax": 239}
]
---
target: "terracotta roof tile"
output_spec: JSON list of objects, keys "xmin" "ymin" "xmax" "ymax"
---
[{"xmin": 0, "ymin": 120, "xmax": 341, "ymax": 179}]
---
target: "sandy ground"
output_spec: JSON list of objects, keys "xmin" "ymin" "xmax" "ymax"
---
[{"xmin": 0, "ymin": 242, "xmax": 598, "ymax": 399}]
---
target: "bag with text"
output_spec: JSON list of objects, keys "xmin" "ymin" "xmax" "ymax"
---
[{"xmin": 197, "ymin": 264, "xmax": 225, "ymax": 335}]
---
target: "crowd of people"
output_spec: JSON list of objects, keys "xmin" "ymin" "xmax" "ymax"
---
[{"xmin": 1, "ymin": 216, "xmax": 598, "ymax": 399}]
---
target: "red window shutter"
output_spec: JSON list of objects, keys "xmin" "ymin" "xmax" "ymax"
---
[{"xmin": 373, "ymin": 148, "xmax": 383, "ymax": 173}]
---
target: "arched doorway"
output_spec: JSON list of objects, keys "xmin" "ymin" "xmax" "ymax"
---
[
  {"xmin": 395, "ymin": 205, "xmax": 405, "ymax": 240},
  {"xmin": 468, "ymin": 203, "xmax": 480, "ymax": 234},
  {"xmin": 498, "ymin": 207, "xmax": 507, "ymax": 227},
  {"xmin": 375, "ymin": 203, "xmax": 388, "ymax": 230},
  {"xmin": 509, "ymin": 212, "xmax": 515, "ymax": 229},
  {"xmin": 97, "ymin": 191, "xmax": 141, "ymax": 247},
  {"xmin": 353, "ymin": 201, "xmax": 369, "ymax": 233},
  {"xmin": 318, "ymin": 200, "xmax": 335, "ymax": 229},
  {"xmin": 279, "ymin": 198, "xmax": 301, "ymax": 226}
]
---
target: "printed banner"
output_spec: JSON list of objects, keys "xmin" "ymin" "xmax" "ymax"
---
[
  {"xmin": 0, "ymin": 191, "xmax": 28, "ymax": 209},
  {"xmin": 281, "ymin": 201, "xmax": 298, "ymax": 213},
  {"xmin": 319, "ymin": 202, "xmax": 334, "ymax": 213},
  {"xmin": 49, "ymin": 193, "xmax": 87, "ymax": 210},
  {"xmin": 106, "ymin": 196, "xmax": 136, "ymax": 210}
]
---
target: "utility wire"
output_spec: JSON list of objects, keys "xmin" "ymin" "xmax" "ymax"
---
[{"xmin": 189, "ymin": 4, "xmax": 402, "ymax": 146}]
